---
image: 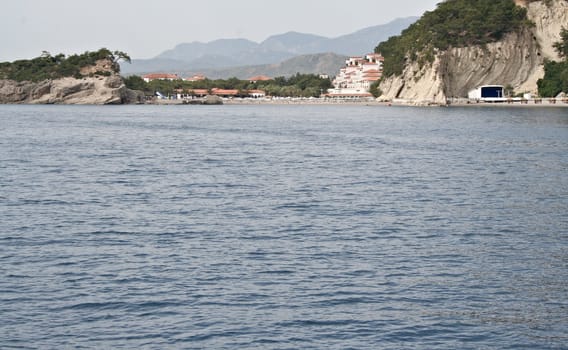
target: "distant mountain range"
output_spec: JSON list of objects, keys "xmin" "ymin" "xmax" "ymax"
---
[
  {"xmin": 197, "ymin": 53, "xmax": 349, "ymax": 80},
  {"xmin": 121, "ymin": 17, "xmax": 417, "ymax": 78}
]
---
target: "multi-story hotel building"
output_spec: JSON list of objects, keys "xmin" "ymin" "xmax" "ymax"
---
[{"xmin": 328, "ymin": 53, "xmax": 384, "ymax": 97}]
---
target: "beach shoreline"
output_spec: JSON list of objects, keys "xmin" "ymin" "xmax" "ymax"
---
[{"xmin": 149, "ymin": 97, "xmax": 568, "ymax": 108}]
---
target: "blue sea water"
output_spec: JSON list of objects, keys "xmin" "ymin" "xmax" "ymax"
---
[{"xmin": 0, "ymin": 104, "xmax": 567, "ymax": 349}]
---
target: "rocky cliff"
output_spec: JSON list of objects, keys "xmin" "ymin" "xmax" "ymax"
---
[
  {"xmin": 0, "ymin": 75, "xmax": 144, "ymax": 104},
  {"xmin": 0, "ymin": 57, "xmax": 144, "ymax": 104},
  {"xmin": 378, "ymin": 0, "xmax": 568, "ymax": 104}
]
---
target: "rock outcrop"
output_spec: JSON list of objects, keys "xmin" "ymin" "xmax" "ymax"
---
[
  {"xmin": 0, "ymin": 75, "xmax": 144, "ymax": 104},
  {"xmin": 378, "ymin": 0, "xmax": 568, "ymax": 104}
]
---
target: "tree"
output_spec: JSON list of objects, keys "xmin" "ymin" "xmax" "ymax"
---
[
  {"xmin": 370, "ymin": 81, "xmax": 382, "ymax": 98},
  {"xmin": 124, "ymin": 75, "xmax": 149, "ymax": 92},
  {"xmin": 115, "ymin": 73, "xmax": 332, "ymax": 98},
  {"xmin": 553, "ymin": 27, "xmax": 568, "ymax": 60},
  {"xmin": 538, "ymin": 28, "xmax": 568, "ymax": 97},
  {"xmin": 537, "ymin": 60, "xmax": 568, "ymax": 97},
  {"xmin": 112, "ymin": 51, "xmax": 131, "ymax": 64},
  {"xmin": 0, "ymin": 48, "xmax": 132, "ymax": 82},
  {"xmin": 504, "ymin": 84, "xmax": 515, "ymax": 97}
]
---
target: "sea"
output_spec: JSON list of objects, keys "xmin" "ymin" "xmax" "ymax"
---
[{"xmin": 1, "ymin": 104, "xmax": 567, "ymax": 349}]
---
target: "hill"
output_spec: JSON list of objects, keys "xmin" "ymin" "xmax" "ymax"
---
[
  {"xmin": 0, "ymin": 49, "xmax": 127, "ymax": 82},
  {"xmin": 376, "ymin": 0, "xmax": 568, "ymax": 104},
  {"xmin": 175, "ymin": 53, "xmax": 347, "ymax": 80},
  {"xmin": 0, "ymin": 49, "xmax": 144, "ymax": 104},
  {"xmin": 121, "ymin": 17, "xmax": 417, "ymax": 77}
]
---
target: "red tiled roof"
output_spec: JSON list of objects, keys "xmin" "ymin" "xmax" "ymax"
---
[
  {"xmin": 189, "ymin": 89, "xmax": 209, "ymax": 95},
  {"xmin": 212, "ymin": 88, "xmax": 239, "ymax": 96}
]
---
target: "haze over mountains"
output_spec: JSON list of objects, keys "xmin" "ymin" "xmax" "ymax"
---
[{"xmin": 121, "ymin": 17, "xmax": 417, "ymax": 79}]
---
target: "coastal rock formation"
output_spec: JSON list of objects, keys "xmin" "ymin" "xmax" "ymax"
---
[
  {"xmin": 378, "ymin": 55, "xmax": 448, "ymax": 105},
  {"xmin": 440, "ymin": 29, "xmax": 542, "ymax": 99},
  {"xmin": 182, "ymin": 95, "xmax": 224, "ymax": 105},
  {"xmin": 0, "ymin": 75, "xmax": 144, "ymax": 104},
  {"xmin": 378, "ymin": 0, "xmax": 568, "ymax": 104}
]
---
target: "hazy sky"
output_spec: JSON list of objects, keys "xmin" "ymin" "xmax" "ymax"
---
[{"xmin": 0, "ymin": 0, "xmax": 440, "ymax": 62}]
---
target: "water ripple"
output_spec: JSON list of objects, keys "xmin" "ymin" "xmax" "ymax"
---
[{"xmin": 0, "ymin": 105, "xmax": 567, "ymax": 349}]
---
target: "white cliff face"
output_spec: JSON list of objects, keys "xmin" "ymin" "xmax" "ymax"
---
[
  {"xmin": 526, "ymin": 0, "xmax": 568, "ymax": 60},
  {"xmin": 0, "ymin": 58, "xmax": 144, "ymax": 105},
  {"xmin": 378, "ymin": 56, "xmax": 447, "ymax": 105},
  {"xmin": 34, "ymin": 75, "xmax": 126, "ymax": 104},
  {"xmin": 441, "ymin": 29, "xmax": 542, "ymax": 97},
  {"xmin": 0, "ymin": 75, "xmax": 142, "ymax": 104},
  {"xmin": 378, "ymin": 0, "xmax": 568, "ymax": 104}
]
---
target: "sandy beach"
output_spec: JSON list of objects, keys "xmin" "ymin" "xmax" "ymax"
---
[{"xmin": 149, "ymin": 96, "xmax": 568, "ymax": 108}]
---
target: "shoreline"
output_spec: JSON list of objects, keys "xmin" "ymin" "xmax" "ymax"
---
[
  {"xmin": 2, "ymin": 97, "xmax": 567, "ymax": 108},
  {"xmin": 148, "ymin": 97, "xmax": 568, "ymax": 108}
]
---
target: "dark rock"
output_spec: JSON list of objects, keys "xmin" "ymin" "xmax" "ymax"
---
[
  {"xmin": 202, "ymin": 95, "xmax": 223, "ymax": 105},
  {"xmin": 31, "ymin": 81, "xmax": 52, "ymax": 99}
]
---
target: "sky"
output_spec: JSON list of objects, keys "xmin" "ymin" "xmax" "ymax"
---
[{"xmin": 0, "ymin": 0, "xmax": 440, "ymax": 62}]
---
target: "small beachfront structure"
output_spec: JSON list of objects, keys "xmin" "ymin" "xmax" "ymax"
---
[
  {"xmin": 468, "ymin": 85, "xmax": 506, "ymax": 101},
  {"xmin": 328, "ymin": 53, "xmax": 384, "ymax": 98},
  {"xmin": 248, "ymin": 90, "xmax": 266, "ymax": 98}
]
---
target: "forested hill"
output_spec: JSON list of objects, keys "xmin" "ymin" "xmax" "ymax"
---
[
  {"xmin": 0, "ymin": 49, "xmax": 145, "ymax": 105},
  {"xmin": 375, "ymin": 0, "xmax": 568, "ymax": 102},
  {"xmin": 376, "ymin": 0, "xmax": 531, "ymax": 77},
  {"xmin": 0, "ymin": 49, "xmax": 130, "ymax": 82}
]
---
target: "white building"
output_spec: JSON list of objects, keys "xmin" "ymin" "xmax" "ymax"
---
[
  {"xmin": 247, "ymin": 90, "xmax": 266, "ymax": 98},
  {"xmin": 468, "ymin": 85, "xmax": 506, "ymax": 102},
  {"xmin": 328, "ymin": 53, "xmax": 384, "ymax": 97}
]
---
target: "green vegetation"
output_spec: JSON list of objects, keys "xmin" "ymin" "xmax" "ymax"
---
[
  {"xmin": 369, "ymin": 81, "xmax": 382, "ymax": 98},
  {"xmin": 375, "ymin": 0, "xmax": 530, "ymax": 77},
  {"xmin": 0, "ymin": 48, "xmax": 131, "ymax": 82},
  {"xmin": 125, "ymin": 73, "xmax": 333, "ymax": 98},
  {"xmin": 537, "ymin": 27, "xmax": 568, "ymax": 97},
  {"xmin": 538, "ymin": 60, "xmax": 568, "ymax": 96},
  {"xmin": 123, "ymin": 75, "xmax": 148, "ymax": 92},
  {"xmin": 552, "ymin": 27, "xmax": 568, "ymax": 60}
]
